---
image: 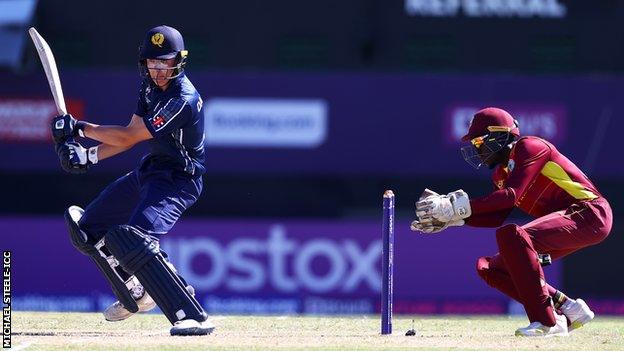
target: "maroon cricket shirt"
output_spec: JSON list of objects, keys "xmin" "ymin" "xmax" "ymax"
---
[{"xmin": 466, "ymin": 136, "xmax": 602, "ymax": 225}]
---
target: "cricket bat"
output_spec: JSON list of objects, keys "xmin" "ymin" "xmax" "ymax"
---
[{"xmin": 28, "ymin": 27, "xmax": 68, "ymax": 116}]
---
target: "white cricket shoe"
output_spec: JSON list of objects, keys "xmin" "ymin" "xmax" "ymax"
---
[
  {"xmin": 170, "ymin": 318, "xmax": 216, "ymax": 336},
  {"xmin": 515, "ymin": 312, "xmax": 569, "ymax": 337},
  {"xmin": 104, "ymin": 285, "xmax": 196, "ymax": 322},
  {"xmin": 104, "ymin": 291, "xmax": 156, "ymax": 322},
  {"xmin": 561, "ymin": 298, "xmax": 595, "ymax": 331}
]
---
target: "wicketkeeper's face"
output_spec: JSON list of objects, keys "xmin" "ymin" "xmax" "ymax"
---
[
  {"xmin": 473, "ymin": 136, "xmax": 493, "ymax": 165},
  {"xmin": 461, "ymin": 132, "xmax": 511, "ymax": 169},
  {"xmin": 146, "ymin": 58, "xmax": 176, "ymax": 88}
]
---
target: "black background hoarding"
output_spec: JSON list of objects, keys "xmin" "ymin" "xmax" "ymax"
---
[{"xmin": 32, "ymin": 1, "xmax": 624, "ymax": 72}]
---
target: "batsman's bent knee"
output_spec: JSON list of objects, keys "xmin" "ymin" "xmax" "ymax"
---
[
  {"xmin": 64, "ymin": 207, "xmax": 139, "ymax": 313},
  {"xmin": 64, "ymin": 206, "xmax": 100, "ymax": 255}
]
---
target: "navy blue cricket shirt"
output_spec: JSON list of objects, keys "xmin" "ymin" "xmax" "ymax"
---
[{"xmin": 135, "ymin": 73, "xmax": 205, "ymax": 176}]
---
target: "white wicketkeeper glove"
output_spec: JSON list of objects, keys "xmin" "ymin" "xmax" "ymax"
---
[
  {"xmin": 411, "ymin": 218, "xmax": 465, "ymax": 234},
  {"xmin": 416, "ymin": 189, "xmax": 471, "ymax": 222},
  {"xmin": 410, "ymin": 189, "xmax": 471, "ymax": 234}
]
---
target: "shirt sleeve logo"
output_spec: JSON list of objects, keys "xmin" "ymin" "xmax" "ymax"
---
[
  {"xmin": 197, "ymin": 97, "xmax": 203, "ymax": 112},
  {"xmin": 150, "ymin": 115, "xmax": 167, "ymax": 128}
]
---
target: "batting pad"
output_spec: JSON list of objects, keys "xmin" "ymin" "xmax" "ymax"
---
[
  {"xmin": 64, "ymin": 206, "xmax": 139, "ymax": 313},
  {"xmin": 105, "ymin": 225, "xmax": 207, "ymax": 324}
]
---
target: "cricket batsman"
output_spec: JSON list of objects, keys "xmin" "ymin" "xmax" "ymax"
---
[
  {"xmin": 51, "ymin": 25, "xmax": 214, "ymax": 336},
  {"xmin": 411, "ymin": 107, "xmax": 612, "ymax": 337}
]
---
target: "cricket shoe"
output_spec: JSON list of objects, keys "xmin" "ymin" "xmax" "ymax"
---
[
  {"xmin": 561, "ymin": 298, "xmax": 595, "ymax": 331},
  {"xmin": 170, "ymin": 318, "xmax": 216, "ymax": 336},
  {"xmin": 515, "ymin": 312, "xmax": 569, "ymax": 337},
  {"xmin": 103, "ymin": 288, "xmax": 156, "ymax": 322},
  {"xmin": 104, "ymin": 285, "xmax": 196, "ymax": 322}
]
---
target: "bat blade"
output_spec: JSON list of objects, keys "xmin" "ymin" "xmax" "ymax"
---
[{"xmin": 28, "ymin": 27, "xmax": 67, "ymax": 116}]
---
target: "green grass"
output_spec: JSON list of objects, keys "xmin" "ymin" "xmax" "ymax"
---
[{"xmin": 9, "ymin": 312, "xmax": 624, "ymax": 350}]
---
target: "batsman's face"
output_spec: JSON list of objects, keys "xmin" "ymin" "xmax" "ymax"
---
[{"xmin": 146, "ymin": 58, "xmax": 176, "ymax": 88}]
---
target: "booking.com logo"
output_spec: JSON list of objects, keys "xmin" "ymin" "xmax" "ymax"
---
[
  {"xmin": 161, "ymin": 225, "xmax": 382, "ymax": 294},
  {"xmin": 445, "ymin": 104, "xmax": 566, "ymax": 145}
]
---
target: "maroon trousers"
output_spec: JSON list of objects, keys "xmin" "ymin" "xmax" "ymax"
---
[{"xmin": 476, "ymin": 198, "xmax": 612, "ymax": 326}]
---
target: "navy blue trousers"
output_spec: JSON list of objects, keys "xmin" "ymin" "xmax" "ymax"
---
[{"xmin": 79, "ymin": 168, "xmax": 202, "ymax": 238}]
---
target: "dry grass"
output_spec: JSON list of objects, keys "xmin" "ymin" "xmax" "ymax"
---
[{"xmin": 9, "ymin": 311, "xmax": 624, "ymax": 350}]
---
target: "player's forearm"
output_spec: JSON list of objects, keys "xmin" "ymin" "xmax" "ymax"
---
[
  {"xmin": 465, "ymin": 208, "xmax": 512, "ymax": 227},
  {"xmin": 82, "ymin": 123, "xmax": 137, "ymax": 147},
  {"xmin": 470, "ymin": 188, "xmax": 516, "ymax": 215},
  {"xmin": 96, "ymin": 143, "xmax": 134, "ymax": 161}
]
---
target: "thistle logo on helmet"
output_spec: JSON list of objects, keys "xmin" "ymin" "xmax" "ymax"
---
[{"xmin": 151, "ymin": 33, "xmax": 164, "ymax": 47}]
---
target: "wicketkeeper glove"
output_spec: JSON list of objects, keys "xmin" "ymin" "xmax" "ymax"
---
[
  {"xmin": 410, "ymin": 188, "xmax": 471, "ymax": 234},
  {"xmin": 416, "ymin": 189, "xmax": 471, "ymax": 223},
  {"xmin": 410, "ymin": 217, "xmax": 464, "ymax": 234}
]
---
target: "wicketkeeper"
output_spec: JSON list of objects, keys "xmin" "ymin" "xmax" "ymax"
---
[
  {"xmin": 51, "ymin": 25, "xmax": 214, "ymax": 336},
  {"xmin": 411, "ymin": 107, "xmax": 612, "ymax": 337}
]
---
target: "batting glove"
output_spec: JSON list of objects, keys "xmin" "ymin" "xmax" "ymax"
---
[
  {"xmin": 56, "ymin": 141, "xmax": 98, "ymax": 174},
  {"xmin": 51, "ymin": 114, "xmax": 86, "ymax": 144}
]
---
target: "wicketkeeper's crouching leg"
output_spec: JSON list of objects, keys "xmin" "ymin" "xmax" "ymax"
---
[{"xmin": 495, "ymin": 224, "xmax": 557, "ymax": 327}]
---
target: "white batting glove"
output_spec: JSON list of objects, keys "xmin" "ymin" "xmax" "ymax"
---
[{"xmin": 67, "ymin": 142, "xmax": 99, "ymax": 166}]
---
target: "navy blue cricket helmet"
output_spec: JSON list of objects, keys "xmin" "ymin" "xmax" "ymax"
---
[{"xmin": 138, "ymin": 25, "xmax": 188, "ymax": 79}]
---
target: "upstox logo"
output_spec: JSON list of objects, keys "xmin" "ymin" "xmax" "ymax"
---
[
  {"xmin": 151, "ymin": 33, "xmax": 164, "ymax": 47},
  {"xmin": 161, "ymin": 225, "xmax": 381, "ymax": 294}
]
